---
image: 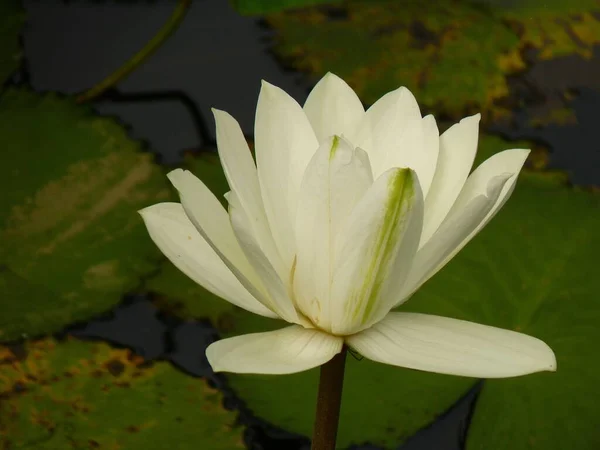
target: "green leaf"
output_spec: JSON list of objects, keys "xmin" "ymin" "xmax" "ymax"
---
[
  {"xmin": 147, "ymin": 260, "xmax": 237, "ymax": 327},
  {"xmin": 0, "ymin": 338, "xmax": 244, "ymax": 449},
  {"xmin": 401, "ymin": 138, "xmax": 600, "ymax": 450},
  {"xmin": 0, "ymin": 0, "xmax": 24, "ymax": 86},
  {"xmin": 0, "ymin": 89, "xmax": 172, "ymax": 342},
  {"xmin": 231, "ymin": 0, "xmax": 342, "ymax": 15},
  {"xmin": 265, "ymin": 0, "xmax": 600, "ymax": 119}
]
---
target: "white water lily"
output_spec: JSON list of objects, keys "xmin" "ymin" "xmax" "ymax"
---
[{"xmin": 140, "ymin": 73, "xmax": 556, "ymax": 378}]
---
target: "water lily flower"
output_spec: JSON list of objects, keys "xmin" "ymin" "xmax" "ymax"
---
[{"xmin": 140, "ymin": 73, "xmax": 556, "ymax": 378}]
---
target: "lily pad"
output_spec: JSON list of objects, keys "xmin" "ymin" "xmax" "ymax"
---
[
  {"xmin": 0, "ymin": 338, "xmax": 244, "ymax": 449},
  {"xmin": 147, "ymin": 260, "xmax": 236, "ymax": 326},
  {"xmin": 265, "ymin": 0, "xmax": 600, "ymax": 119},
  {"xmin": 0, "ymin": 0, "xmax": 24, "ymax": 85},
  {"xmin": 0, "ymin": 89, "xmax": 171, "ymax": 342},
  {"xmin": 401, "ymin": 158, "xmax": 600, "ymax": 448}
]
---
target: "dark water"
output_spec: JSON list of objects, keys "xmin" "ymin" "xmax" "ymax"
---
[
  {"xmin": 20, "ymin": 0, "xmax": 599, "ymax": 449},
  {"xmin": 491, "ymin": 47, "xmax": 600, "ymax": 186}
]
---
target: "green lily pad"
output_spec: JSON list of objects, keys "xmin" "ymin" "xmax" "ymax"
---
[
  {"xmin": 401, "ymin": 158, "xmax": 600, "ymax": 449},
  {"xmin": 0, "ymin": 89, "xmax": 172, "ymax": 342},
  {"xmin": 265, "ymin": 0, "xmax": 600, "ymax": 119},
  {"xmin": 231, "ymin": 0, "xmax": 342, "ymax": 15},
  {"xmin": 147, "ymin": 260, "xmax": 237, "ymax": 327},
  {"xmin": 0, "ymin": 338, "xmax": 244, "ymax": 449},
  {"xmin": 0, "ymin": 0, "xmax": 24, "ymax": 86}
]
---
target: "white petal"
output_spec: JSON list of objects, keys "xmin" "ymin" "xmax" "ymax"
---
[
  {"xmin": 213, "ymin": 108, "xmax": 284, "ymax": 277},
  {"xmin": 255, "ymin": 80, "xmax": 319, "ymax": 269},
  {"xmin": 228, "ymin": 192, "xmax": 300, "ymax": 324},
  {"xmin": 349, "ymin": 86, "xmax": 421, "ymax": 156},
  {"xmin": 206, "ymin": 325, "xmax": 343, "ymax": 374},
  {"xmin": 421, "ymin": 114, "xmax": 480, "ymax": 245},
  {"xmin": 167, "ymin": 169, "xmax": 273, "ymax": 315},
  {"xmin": 397, "ymin": 173, "xmax": 511, "ymax": 304},
  {"xmin": 139, "ymin": 203, "xmax": 277, "ymax": 318},
  {"xmin": 303, "ymin": 72, "xmax": 365, "ymax": 143},
  {"xmin": 347, "ymin": 312, "xmax": 556, "ymax": 378},
  {"xmin": 370, "ymin": 113, "xmax": 440, "ymax": 196},
  {"xmin": 451, "ymin": 148, "xmax": 530, "ymax": 225},
  {"xmin": 294, "ymin": 135, "xmax": 373, "ymax": 329},
  {"xmin": 330, "ymin": 168, "xmax": 423, "ymax": 335}
]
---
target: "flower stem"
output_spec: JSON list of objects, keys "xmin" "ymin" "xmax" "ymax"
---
[
  {"xmin": 311, "ymin": 346, "xmax": 347, "ymax": 450},
  {"xmin": 75, "ymin": 0, "xmax": 191, "ymax": 104}
]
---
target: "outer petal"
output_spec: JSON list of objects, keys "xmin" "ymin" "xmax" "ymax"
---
[
  {"xmin": 206, "ymin": 325, "xmax": 343, "ymax": 374},
  {"xmin": 139, "ymin": 203, "xmax": 277, "ymax": 318},
  {"xmin": 451, "ymin": 148, "xmax": 530, "ymax": 229},
  {"xmin": 421, "ymin": 114, "xmax": 480, "ymax": 245},
  {"xmin": 303, "ymin": 72, "xmax": 365, "ymax": 143},
  {"xmin": 294, "ymin": 135, "xmax": 373, "ymax": 329},
  {"xmin": 167, "ymin": 169, "xmax": 275, "ymax": 316},
  {"xmin": 369, "ymin": 113, "xmax": 439, "ymax": 196},
  {"xmin": 347, "ymin": 312, "xmax": 556, "ymax": 378},
  {"xmin": 228, "ymin": 191, "xmax": 300, "ymax": 324},
  {"xmin": 255, "ymin": 81, "xmax": 319, "ymax": 269},
  {"xmin": 397, "ymin": 173, "xmax": 511, "ymax": 304},
  {"xmin": 330, "ymin": 168, "xmax": 423, "ymax": 335},
  {"xmin": 212, "ymin": 108, "xmax": 284, "ymax": 278},
  {"xmin": 397, "ymin": 149, "xmax": 530, "ymax": 306},
  {"xmin": 349, "ymin": 86, "xmax": 421, "ymax": 158}
]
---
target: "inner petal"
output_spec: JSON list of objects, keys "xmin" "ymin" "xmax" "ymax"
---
[{"xmin": 292, "ymin": 135, "xmax": 373, "ymax": 332}]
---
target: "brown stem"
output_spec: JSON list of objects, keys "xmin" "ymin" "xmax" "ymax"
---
[{"xmin": 311, "ymin": 346, "xmax": 347, "ymax": 450}]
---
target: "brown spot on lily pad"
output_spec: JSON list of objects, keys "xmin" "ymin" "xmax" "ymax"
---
[{"xmin": 104, "ymin": 359, "xmax": 125, "ymax": 377}]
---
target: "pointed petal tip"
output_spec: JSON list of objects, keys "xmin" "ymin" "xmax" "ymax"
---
[
  {"xmin": 137, "ymin": 202, "xmax": 178, "ymax": 218},
  {"xmin": 512, "ymin": 148, "xmax": 532, "ymax": 158},
  {"xmin": 260, "ymin": 79, "xmax": 276, "ymax": 91},
  {"xmin": 540, "ymin": 341, "xmax": 557, "ymax": 373},
  {"xmin": 461, "ymin": 112, "xmax": 481, "ymax": 124},
  {"xmin": 166, "ymin": 167, "xmax": 186, "ymax": 181},
  {"xmin": 322, "ymin": 71, "xmax": 342, "ymax": 82},
  {"xmin": 422, "ymin": 114, "xmax": 439, "ymax": 133}
]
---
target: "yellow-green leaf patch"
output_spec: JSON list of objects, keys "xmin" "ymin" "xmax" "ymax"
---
[
  {"xmin": 0, "ymin": 89, "xmax": 171, "ymax": 341},
  {"xmin": 265, "ymin": 0, "xmax": 600, "ymax": 119},
  {"xmin": 0, "ymin": 338, "xmax": 244, "ymax": 449}
]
